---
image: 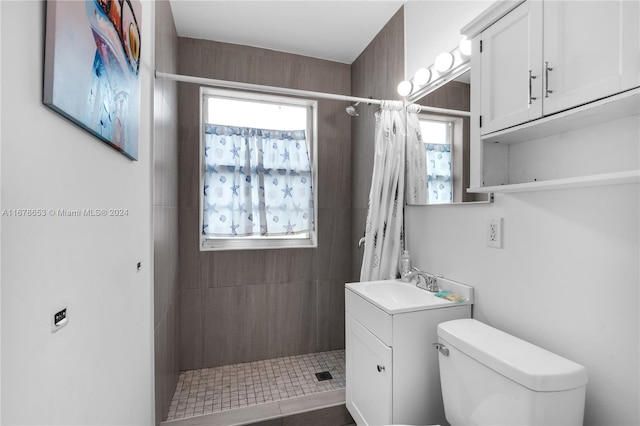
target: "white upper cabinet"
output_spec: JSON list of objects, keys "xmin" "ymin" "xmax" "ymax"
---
[
  {"xmin": 480, "ymin": 0, "xmax": 639, "ymax": 135},
  {"xmin": 464, "ymin": 0, "xmax": 640, "ymax": 193},
  {"xmin": 481, "ymin": 1, "xmax": 542, "ymax": 135},
  {"xmin": 543, "ymin": 1, "xmax": 640, "ymax": 115}
]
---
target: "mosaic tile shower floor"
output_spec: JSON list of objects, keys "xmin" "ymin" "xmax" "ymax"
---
[{"xmin": 166, "ymin": 349, "xmax": 346, "ymax": 421}]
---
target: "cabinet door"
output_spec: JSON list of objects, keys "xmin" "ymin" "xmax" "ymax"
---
[
  {"xmin": 480, "ymin": 1, "xmax": 543, "ymax": 135},
  {"xmin": 543, "ymin": 1, "xmax": 640, "ymax": 115},
  {"xmin": 346, "ymin": 315, "xmax": 392, "ymax": 426}
]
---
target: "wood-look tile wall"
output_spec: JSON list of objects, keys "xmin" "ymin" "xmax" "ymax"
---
[
  {"xmin": 350, "ymin": 9, "xmax": 405, "ymax": 280},
  {"xmin": 154, "ymin": 1, "xmax": 180, "ymax": 423},
  {"xmin": 177, "ymin": 38, "xmax": 352, "ymax": 370}
]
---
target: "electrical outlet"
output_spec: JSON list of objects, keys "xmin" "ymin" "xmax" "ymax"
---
[{"xmin": 486, "ymin": 218, "xmax": 503, "ymax": 248}]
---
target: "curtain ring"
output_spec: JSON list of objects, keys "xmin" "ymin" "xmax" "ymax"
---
[{"xmin": 406, "ymin": 104, "xmax": 421, "ymax": 114}]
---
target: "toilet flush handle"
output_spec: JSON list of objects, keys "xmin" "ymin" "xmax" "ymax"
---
[{"xmin": 432, "ymin": 343, "xmax": 449, "ymax": 356}]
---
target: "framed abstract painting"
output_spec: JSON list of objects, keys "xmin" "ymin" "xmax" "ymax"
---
[{"xmin": 43, "ymin": 0, "xmax": 141, "ymax": 160}]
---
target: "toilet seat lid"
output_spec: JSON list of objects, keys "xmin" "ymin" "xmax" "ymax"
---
[{"xmin": 438, "ymin": 319, "xmax": 588, "ymax": 392}]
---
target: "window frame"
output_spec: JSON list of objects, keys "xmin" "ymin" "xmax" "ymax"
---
[
  {"xmin": 418, "ymin": 114, "xmax": 455, "ymax": 181},
  {"xmin": 418, "ymin": 116, "xmax": 452, "ymax": 146},
  {"xmin": 418, "ymin": 114, "xmax": 460, "ymax": 205},
  {"xmin": 199, "ymin": 87, "xmax": 318, "ymax": 251}
]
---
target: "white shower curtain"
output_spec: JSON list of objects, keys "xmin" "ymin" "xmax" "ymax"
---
[
  {"xmin": 360, "ymin": 101, "xmax": 406, "ymax": 282},
  {"xmin": 405, "ymin": 105, "xmax": 427, "ymax": 204}
]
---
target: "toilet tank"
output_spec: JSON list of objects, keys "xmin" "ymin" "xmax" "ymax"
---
[{"xmin": 437, "ymin": 319, "xmax": 588, "ymax": 426}]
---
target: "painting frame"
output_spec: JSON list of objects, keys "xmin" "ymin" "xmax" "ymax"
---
[{"xmin": 43, "ymin": 0, "xmax": 142, "ymax": 160}]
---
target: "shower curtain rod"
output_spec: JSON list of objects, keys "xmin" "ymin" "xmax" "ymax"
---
[
  {"xmin": 155, "ymin": 71, "xmax": 382, "ymax": 105},
  {"xmin": 155, "ymin": 71, "xmax": 471, "ymax": 117},
  {"xmin": 411, "ymin": 105, "xmax": 471, "ymax": 117}
]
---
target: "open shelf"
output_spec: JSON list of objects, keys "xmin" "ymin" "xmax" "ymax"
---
[{"xmin": 468, "ymin": 170, "xmax": 640, "ymax": 194}]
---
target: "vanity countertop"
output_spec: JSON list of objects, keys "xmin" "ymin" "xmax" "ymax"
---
[{"xmin": 345, "ymin": 278, "xmax": 473, "ymax": 315}]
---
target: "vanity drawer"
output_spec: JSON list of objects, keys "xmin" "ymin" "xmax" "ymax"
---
[{"xmin": 346, "ymin": 289, "xmax": 392, "ymax": 346}]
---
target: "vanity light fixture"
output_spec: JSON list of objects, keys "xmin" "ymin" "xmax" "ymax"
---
[
  {"xmin": 397, "ymin": 80, "xmax": 413, "ymax": 97},
  {"xmin": 399, "ymin": 41, "xmax": 471, "ymax": 102},
  {"xmin": 413, "ymin": 67, "xmax": 432, "ymax": 86},
  {"xmin": 434, "ymin": 52, "xmax": 455, "ymax": 73},
  {"xmin": 459, "ymin": 36, "xmax": 472, "ymax": 57}
]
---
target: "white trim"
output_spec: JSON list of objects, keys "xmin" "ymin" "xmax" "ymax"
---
[
  {"xmin": 0, "ymin": 2, "xmax": 3, "ymax": 415},
  {"xmin": 468, "ymin": 170, "xmax": 640, "ymax": 194},
  {"xmin": 148, "ymin": 2, "xmax": 156, "ymax": 424},
  {"xmin": 481, "ymin": 88, "xmax": 640, "ymax": 144},
  {"xmin": 407, "ymin": 59, "xmax": 470, "ymax": 104},
  {"xmin": 461, "ymin": 0, "xmax": 526, "ymax": 38}
]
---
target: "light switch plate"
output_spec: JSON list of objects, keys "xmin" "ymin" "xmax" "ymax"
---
[{"xmin": 51, "ymin": 305, "xmax": 69, "ymax": 333}]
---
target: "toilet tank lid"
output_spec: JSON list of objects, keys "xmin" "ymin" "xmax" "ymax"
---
[{"xmin": 437, "ymin": 319, "xmax": 588, "ymax": 392}]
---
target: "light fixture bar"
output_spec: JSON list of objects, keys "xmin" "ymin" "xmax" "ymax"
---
[{"xmin": 401, "ymin": 37, "xmax": 472, "ymax": 100}]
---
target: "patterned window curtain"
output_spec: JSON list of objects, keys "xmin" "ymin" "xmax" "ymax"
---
[
  {"xmin": 405, "ymin": 105, "xmax": 427, "ymax": 204},
  {"xmin": 426, "ymin": 143, "xmax": 452, "ymax": 204},
  {"xmin": 360, "ymin": 101, "xmax": 406, "ymax": 282},
  {"xmin": 202, "ymin": 124, "xmax": 314, "ymax": 237}
]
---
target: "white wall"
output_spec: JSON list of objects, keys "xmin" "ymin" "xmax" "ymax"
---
[
  {"xmin": 1, "ymin": 1, "xmax": 154, "ymax": 425},
  {"xmin": 407, "ymin": 179, "xmax": 639, "ymax": 425},
  {"xmin": 404, "ymin": 3, "xmax": 640, "ymax": 425},
  {"xmin": 404, "ymin": 1, "xmax": 493, "ymax": 80}
]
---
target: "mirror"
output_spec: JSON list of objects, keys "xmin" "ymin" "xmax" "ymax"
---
[{"xmin": 405, "ymin": 67, "xmax": 491, "ymax": 205}]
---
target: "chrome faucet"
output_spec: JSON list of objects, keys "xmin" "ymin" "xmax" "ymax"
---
[{"xmin": 402, "ymin": 267, "xmax": 441, "ymax": 292}]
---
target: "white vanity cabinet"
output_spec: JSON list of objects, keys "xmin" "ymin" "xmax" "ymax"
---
[
  {"xmin": 480, "ymin": 0, "xmax": 639, "ymax": 135},
  {"xmin": 346, "ymin": 315, "xmax": 392, "ymax": 424},
  {"xmin": 345, "ymin": 280, "xmax": 472, "ymax": 426}
]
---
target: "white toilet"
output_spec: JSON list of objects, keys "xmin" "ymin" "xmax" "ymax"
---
[{"xmin": 436, "ymin": 318, "xmax": 588, "ymax": 426}]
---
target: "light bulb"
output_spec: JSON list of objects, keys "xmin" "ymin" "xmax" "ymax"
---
[
  {"xmin": 459, "ymin": 36, "xmax": 472, "ymax": 57},
  {"xmin": 397, "ymin": 80, "xmax": 413, "ymax": 97},
  {"xmin": 434, "ymin": 52, "xmax": 454, "ymax": 73},
  {"xmin": 414, "ymin": 68, "xmax": 431, "ymax": 86}
]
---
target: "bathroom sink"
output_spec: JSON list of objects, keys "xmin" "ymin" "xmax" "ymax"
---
[{"xmin": 345, "ymin": 278, "xmax": 472, "ymax": 314}]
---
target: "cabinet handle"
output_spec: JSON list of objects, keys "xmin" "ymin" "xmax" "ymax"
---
[
  {"xmin": 545, "ymin": 62, "xmax": 553, "ymax": 98},
  {"xmin": 528, "ymin": 70, "xmax": 537, "ymax": 104},
  {"xmin": 376, "ymin": 365, "xmax": 385, "ymax": 372}
]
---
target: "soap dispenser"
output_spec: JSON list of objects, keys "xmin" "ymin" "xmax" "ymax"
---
[{"xmin": 400, "ymin": 250, "xmax": 412, "ymax": 282}]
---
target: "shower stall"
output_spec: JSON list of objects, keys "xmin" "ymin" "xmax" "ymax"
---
[
  {"xmin": 154, "ymin": 31, "xmax": 355, "ymax": 425},
  {"xmin": 153, "ymin": 2, "xmax": 405, "ymax": 423}
]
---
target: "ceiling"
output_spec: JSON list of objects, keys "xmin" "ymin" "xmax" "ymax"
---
[{"xmin": 169, "ymin": 1, "xmax": 406, "ymax": 64}]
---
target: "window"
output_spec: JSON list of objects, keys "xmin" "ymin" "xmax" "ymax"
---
[
  {"xmin": 419, "ymin": 117, "xmax": 453, "ymax": 204},
  {"xmin": 200, "ymin": 88, "xmax": 318, "ymax": 250}
]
